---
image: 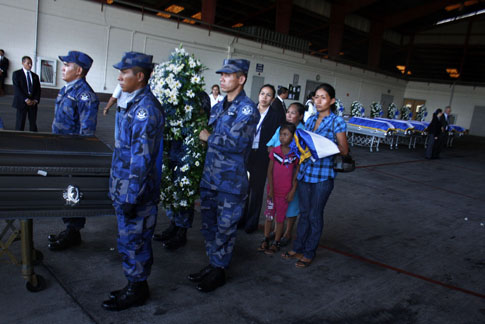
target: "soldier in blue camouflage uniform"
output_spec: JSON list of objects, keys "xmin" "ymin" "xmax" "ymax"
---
[
  {"xmin": 47, "ymin": 51, "xmax": 99, "ymax": 251},
  {"xmin": 102, "ymin": 52, "xmax": 164, "ymax": 312},
  {"xmin": 187, "ymin": 59, "xmax": 259, "ymax": 292}
]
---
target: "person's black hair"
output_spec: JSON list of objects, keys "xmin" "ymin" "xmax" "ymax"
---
[
  {"xmin": 278, "ymin": 87, "xmax": 289, "ymax": 96},
  {"xmin": 433, "ymin": 108, "xmax": 442, "ymax": 116},
  {"xmin": 131, "ymin": 66, "xmax": 153, "ymax": 84},
  {"xmin": 314, "ymin": 83, "xmax": 336, "ymax": 112},
  {"xmin": 235, "ymin": 71, "xmax": 248, "ymax": 86},
  {"xmin": 280, "ymin": 122, "xmax": 297, "ymax": 135},
  {"xmin": 260, "ymin": 84, "xmax": 276, "ymax": 98},
  {"xmin": 288, "ymin": 102, "xmax": 305, "ymax": 116},
  {"xmin": 211, "ymin": 84, "xmax": 220, "ymax": 91},
  {"xmin": 306, "ymin": 91, "xmax": 315, "ymax": 101},
  {"xmin": 21, "ymin": 56, "xmax": 32, "ymax": 63},
  {"xmin": 0, "ymin": 49, "xmax": 4, "ymax": 54}
]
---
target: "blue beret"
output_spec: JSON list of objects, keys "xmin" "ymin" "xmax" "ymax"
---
[
  {"xmin": 113, "ymin": 51, "xmax": 154, "ymax": 70},
  {"xmin": 58, "ymin": 51, "xmax": 93, "ymax": 71},
  {"xmin": 216, "ymin": 59, "xmax": 250, "ymax": 74}
]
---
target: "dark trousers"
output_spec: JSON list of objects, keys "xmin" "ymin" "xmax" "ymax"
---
[
  {"xmin": 15, "ymin": 105, "xmax": 38, "ymax": 131},
  {"xmin": 240, "ymin": 148, "xmax": 270, "ymax": 232},
  {"xmin": 63, "ymin": 217, "xmax": 86, "ymax": 231},
  {"xmin": 425, "ymin": 135, "xmax": 441, "ymax": 159}
]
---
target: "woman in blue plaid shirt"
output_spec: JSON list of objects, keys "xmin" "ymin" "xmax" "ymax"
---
[{"xmin": 282, "ymin": 83, "xmax": 349, "ymax": 268}]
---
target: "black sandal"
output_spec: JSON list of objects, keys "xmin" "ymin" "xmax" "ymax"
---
[
  {"xmin": 257, "ymin": 237, "xmax": 270, "ymax": 252},
  {"xmin": 264, "ymin": 241, "xmax": 281, "ymax": 255}
]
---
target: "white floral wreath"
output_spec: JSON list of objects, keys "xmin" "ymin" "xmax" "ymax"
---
[{"xmin": 149, "ymin": 46, "xmax": 208, "ymax": 211}]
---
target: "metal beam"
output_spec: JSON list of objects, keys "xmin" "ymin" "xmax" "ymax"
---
[
  {"xmin": 276, "ymin": 0, "xmax": 293, "ymax": 34},
  {"xmin": 382, "ymin": 0, "xmax": 456, "ymax": 28},
  {"xmin": 202, "ymin": 0, "xmax": 216, "ymax": 25}
]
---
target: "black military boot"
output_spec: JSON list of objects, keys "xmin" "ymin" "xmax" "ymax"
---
[
  {"xmin": 187, "ymin": 264, "xmax": 214, "ymax": 282},
  {"xmin": 48, "ymin": 228, "xmax": 81, "ymax": 251},
  {"xmin": 162, "ymin": 227, "xmax": 187, "ymax": 250},
  {"xmin": 153, "ymin": 221, "xmax": 178, "ymax": 243},
  {"xmin": 196, "ymin": 267, "xmax": 226, "ymax": 293},
  {"xmin": 102, "ymin": 280, "xmax": 149, "ymax": 311},
  {"xmin": 108, "ymin": 282, "xmax": 129, "ymax": 299}
]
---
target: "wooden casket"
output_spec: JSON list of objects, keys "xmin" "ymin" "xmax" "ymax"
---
[{"xmin": 0, "ymin": 130, "xmax": 114, "ymax": 292}]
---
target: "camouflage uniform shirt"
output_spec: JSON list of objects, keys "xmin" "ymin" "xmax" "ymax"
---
[
  {"xmin": 52, "ymin": 78, "xmax": 99, "ymax": 135},
  {"xmin": 200, "ymin": 90, "xmax": 259, "ymax": 195}
]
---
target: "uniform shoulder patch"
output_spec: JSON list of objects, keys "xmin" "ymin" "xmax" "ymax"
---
[
  {"xmin": 80, "ymin": 92, "xmax": 91, "ymax": 101},
  {"xmin": 136, "ymin": 108, "xmax": 149, "ymax": 121},
  {"xmin": 242, "ymin": 105, "xmax": 253, "ymax": 116}
]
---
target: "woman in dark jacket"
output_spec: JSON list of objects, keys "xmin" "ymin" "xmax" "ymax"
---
[
  {"xmin": 425, "ymin": 109, "xmax": 443, "ymax": 159},
  {"xmin": 239, "ymin": 84, "xmax": 285, "ymax": 233}
]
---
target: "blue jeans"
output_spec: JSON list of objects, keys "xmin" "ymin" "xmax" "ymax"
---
[{"xmin": 292, "ymin": 179, "xmax": 334, "ymax": 260}]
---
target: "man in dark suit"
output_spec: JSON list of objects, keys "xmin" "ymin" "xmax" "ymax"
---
[
  {"xmin": 271, "ymin": 86, "xmax": 289, "ymax": 115},
  {"xmin": 0, "ymin": 49, "xmax": 9, "ymax": 96},
  {"xmin": 440, "ymin": 105, "xmax": 451, "ymax": 148},
  {"xmin": 12, "ymin": 56, "xmax": 41, "ymax": 131}
]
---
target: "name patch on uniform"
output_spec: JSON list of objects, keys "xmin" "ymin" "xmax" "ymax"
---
[
  {"xmin": 242, "ymin": 106, "xmax": 253, "ymax": 115},
  {"xmin": 136, "ymin": 108, "xmax": 149, "ymax": 121},
  {"xmin": 80, "ymin": 93, "xmax": 90, "ymax": 101}
]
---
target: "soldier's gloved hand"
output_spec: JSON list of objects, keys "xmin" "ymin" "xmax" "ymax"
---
[{"xmin": 121, "ymin": 203, "xmax": 137, "ymax": 219}]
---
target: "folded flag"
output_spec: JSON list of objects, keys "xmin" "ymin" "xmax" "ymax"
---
[{"xmin": 290, "ymin": 129, "xmax": 340, "ymax": 164}]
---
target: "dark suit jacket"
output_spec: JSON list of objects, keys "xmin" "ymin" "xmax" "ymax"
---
[
  {"xmin": 259, "ymin": 104, "xmax": 286, "ymax": 150},
  {"xmin": 270, "ymin": 96, "xmax": 286, "ymax": 116},
  {"xmin": 12, "ymin": 69, "xmax": 41, "ymax": 109},
  {"xmin": 439, "ymin": 114, "xmax": 450, "ymax": 131},
  {"xmin": 0, "ymin": 57, "xmax": 8, "ymax": 75}
]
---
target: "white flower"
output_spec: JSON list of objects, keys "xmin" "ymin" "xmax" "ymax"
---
[
  {"xmin": 181, "ymin": 164, "xmax": 189, "ymax": 172},
  {"xmin": 184, "ymin": 105, "xmax": 193, "ymax": 113},
  {"xmin": 189, "ymin": 58, "xmax": 196, "ymax": 68},
  {"xmin": 180, "ymin": 200, "xmax": 188, "ymax": 207},
  {"xmin": 186, "ymin": 90, "xmax": 195, "ymax": 98},
  {"xmin": 190, "ymin": 75, "xmax": 201, "ymax": 84},
  {"xmin": 195, "ymin": 161, "xmax": 200, "ymax": 167}
]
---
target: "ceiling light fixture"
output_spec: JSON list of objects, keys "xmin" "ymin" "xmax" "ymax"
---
[{"xmin": 436, "ymin": 8, "xmax": 485, "ymax": 25}]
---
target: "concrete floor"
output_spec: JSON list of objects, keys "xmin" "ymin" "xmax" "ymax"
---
[{"xmin": 1, "ymin": 95, "xmax": 484, "ymax": 324}]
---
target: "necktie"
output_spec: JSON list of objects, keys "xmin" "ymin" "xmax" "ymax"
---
[
  {"xmin": 27, "ymin": 71, "xmax": 32, "ymax": 95},
  {"xmin": 282, "ymin": 100, "xmax": 286, "ymax": 112}
]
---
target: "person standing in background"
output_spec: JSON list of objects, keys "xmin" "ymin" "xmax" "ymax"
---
[
  {"xmin": 440, "ymin": 105, "xmax": 451, "ymax": 148},
  {"xmin": 209, "ymin": 84, "xmax": 224, "ymax": 108},
  {"xmin": 271, "ymin": 86, "xmax": 288, "ymax": 115},
  {"xmin": 0, "ymin": 49, "xmax": 9, "ymax": 96},
  {"xmin": 12, "ymin": 56, "xmax": 41, "ymax": 131},
  {"xmin": 239, "ymin": 84, "xmax": 285, "ymax": 234}
]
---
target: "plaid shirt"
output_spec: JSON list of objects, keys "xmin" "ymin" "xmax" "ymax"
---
[{"xmin": 297, "ymin": 112, "xmax": 346, "ymax": 183}]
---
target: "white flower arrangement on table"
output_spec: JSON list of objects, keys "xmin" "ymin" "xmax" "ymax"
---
[
  {"xmin": 416, "ymin": 105, "xmax": 428, "ymax": 121},
  {"xmin": 400, "ymin": 105, "xmax": 412, "ymax": 120},
  {"xmin": 387, "ymin": 103, "xmax": 399, "ymax": 119},
  {"xmin": 149, "ymin": 45, "xmax": 208, "ymax": 211},
  {"xmin": 335, "ymin": 98, "xmax": 345, "ymax": 116},
  {"xmin": 370, "ymin": 102, "xmax": 383, "ymax": 118},
  {"xmin": 350, "ymin": 101, "xmax": 365, "ymax": 117}
]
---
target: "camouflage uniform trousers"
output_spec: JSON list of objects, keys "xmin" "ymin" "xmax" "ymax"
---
[
  {"xmin": 200, "ymin": 188, "xmax": 246, "ymax": 268},
  {"xmin": 114, "ymin": 202, "xmax": 157, "ymax": 282}
]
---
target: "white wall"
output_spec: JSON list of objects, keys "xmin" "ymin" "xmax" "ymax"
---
[
  {"xmin": 405, "ymin": 82, "xmax": 485, "ymax": 130},
  {"xmin": 0, "ymin": 0, "xmax": 483, "ymax": 131}
]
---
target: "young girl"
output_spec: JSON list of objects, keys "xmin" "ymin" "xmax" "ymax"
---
[
  {"xmin": 259, "ymin": 123, "xmax": 300, "ymax": 254},
  {"xmin": 282, "ymin": 83, "xmax": 349, "ymax": 268},
  {"xmin": 266, "ymin": 102, "xmax": 305, "ymax": 246}
]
